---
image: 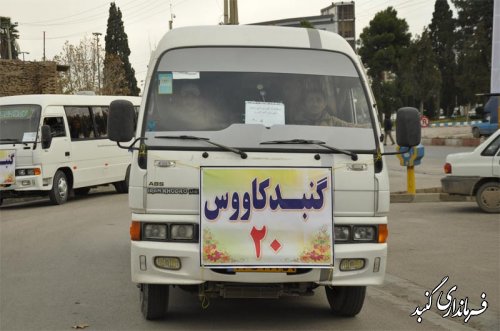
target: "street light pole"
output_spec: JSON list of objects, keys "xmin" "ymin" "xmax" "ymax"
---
[
  {"xmin": 19, "ymin": 51, "xmax": 29, "ymax": 61},
  {"xmin": 92, "ymin": 32, "xmax": 102, "ymax": 93}
]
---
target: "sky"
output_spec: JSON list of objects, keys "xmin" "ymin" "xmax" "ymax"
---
[{"xmin": 3, "ymin": 0, "xmax": 443, "ymax": 90}]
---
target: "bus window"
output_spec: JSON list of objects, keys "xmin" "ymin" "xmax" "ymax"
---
[
  {"xmin": 92, "ymin": 106, "xmax": 109, "ymax": 138},
  {"xmin": 65, "ymin": 106, "xmax": 95, "ymax": 140}
]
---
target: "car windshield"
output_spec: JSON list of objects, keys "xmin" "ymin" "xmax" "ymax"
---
[{"xmin": 0, "ymin": 105, "xmax": 41, "ymax": 143}]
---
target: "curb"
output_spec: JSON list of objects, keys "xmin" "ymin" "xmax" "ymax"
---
[
  {"xmin": 390, "ymin": 192, "xmax": 475, "ymax": 203},
  {"xmin": 429, "ymin": 121, "xmax": 481, "ymax": 127},
  {"xmin": 421, "ymin": 137, "xmax": 481, "ymax": 147}
]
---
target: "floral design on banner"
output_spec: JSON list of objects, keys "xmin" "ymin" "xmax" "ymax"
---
[
  {"xmin": 298, "ymin": 226, "xmax": 332, "ymax": 263},
  {"xmin": 203, "ymin": 229, "xmax": 233, "ymax": 263}
]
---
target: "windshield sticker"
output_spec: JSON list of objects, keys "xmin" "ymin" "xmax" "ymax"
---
[
  {"xmin": 22, "ymin": 132, "xmax": 37, "ymax": 142},
  {"xmin": 245, "ymin": 101, "xmax": 285, "ymax": 127},
  {"xmin": 0, "ymin": 150, "xmax": 16, "ymax": 185},
  {"xmin": 158, "ymin": 73, "xmax": 173, "ymax": 94},
  {"xmin": 172, "ymin": 71, "xmax": 200, "ymax": 80},
  {"xmin": 200, "ymin": 167, "xmax": 333, "ymax": 267},
  {"xmin": 0, "ymin": 108, "xmax": 34, "ymax": 119}
]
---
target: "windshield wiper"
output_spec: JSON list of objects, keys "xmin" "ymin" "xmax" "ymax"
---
[
  {"xmin": 155, "ymin": 135, "xmax": 248, "ymax": 159},
  {"xmin": 261, "ymin": 139, "xmax": 358, "ymax": 161},
  {"xmin": 0, "ymin": 138, "xmax": 28, "ymax": 146}
]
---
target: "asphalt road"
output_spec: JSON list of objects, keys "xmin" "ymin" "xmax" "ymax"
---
[{"xmin": 1, "ymin": 192, "xmax": 498, "ymax": 331}]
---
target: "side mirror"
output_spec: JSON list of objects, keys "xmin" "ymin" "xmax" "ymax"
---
[
  {"xmin": 41, "ymin": 125, "xmax": 52, "ymax": 149},
  {"xmin": 108, "ymin": 100, "xmax": 136, "ymax": 142},
  {"xmin": 396, "ymin": 107, "xmax": 421, "ymax": 147}
]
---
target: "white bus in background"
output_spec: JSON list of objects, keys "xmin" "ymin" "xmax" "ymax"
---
[{"xmin": 0, "ymin": 94, "xmax": 141, "ymax": 206}]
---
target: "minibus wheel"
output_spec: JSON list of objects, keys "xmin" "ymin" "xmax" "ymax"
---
[
  {"xmin": 325, "ymin": 285, "xmax": 366, "ymax": 317},
  {"xmin": 49, "ymin": 170, "xmax": 69, "ymax": 205},
  {"xmin": 114, "ymin": 166, "xmax": 130, "ymax": 194},
  {"xmin": 140, "ymin": 284, "xmax": 169, "ymax": 320}
]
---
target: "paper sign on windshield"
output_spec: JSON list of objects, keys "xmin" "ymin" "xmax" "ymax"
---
[
  {"xmin": 245, "ymin": 101, "xmax": 285, "ymax": 126},
  {"xmin": 201, "ymin": 167, "xmax": 333, "ymax": 267}
]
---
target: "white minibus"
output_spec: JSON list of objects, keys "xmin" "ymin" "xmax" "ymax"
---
[
  {"xmin": 0, "ymin": 94, "xmax": 141, "ymax": 205},
  {"xmin": 108, "ymin": 25, "xmax": 421, "ymax": 320}
]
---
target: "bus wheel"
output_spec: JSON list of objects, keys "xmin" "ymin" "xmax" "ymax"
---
[
  {"xmin": 476, "ymin": 181, "xmax": 500, "ymax": 213},
  {"xmin": 472, "ymin": 127, "xmax": 481, "ymax": 138},
  {"xmin": 49, "ymin": 170, "xmax": 69, "ymax": 205},
  {"xmin": 325, "ymin": 286, "xmax": 366, "ymax": 317},
  {"xmin": 140, "ymin": 284, "xmax": 169, "ymax": 320},
  {"xmin": 114, "ymin": 166, "xmax": 130, "ymax": 194}
]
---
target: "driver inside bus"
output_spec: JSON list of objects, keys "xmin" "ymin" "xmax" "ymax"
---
[
  {"xmin": 295, "ymin": 89, "xmax": 350, "ymax": 127},
  {"xmin": 168, "ymin": 83, "xmax": 225, "ymax": 130}
]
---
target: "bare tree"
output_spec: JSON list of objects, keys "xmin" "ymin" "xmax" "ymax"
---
[{"xmin": 53, "ymin": 36, "xmax": 104, "ymax": 94}]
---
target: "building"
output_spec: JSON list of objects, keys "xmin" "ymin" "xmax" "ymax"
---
[{"xmin": 252, "ymin": 1, "xmax": 356, "ymax": 50}]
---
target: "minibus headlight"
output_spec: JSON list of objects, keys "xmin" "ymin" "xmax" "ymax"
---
[
  {"xmin": 143, "ymin": 224, "xmax": 167, "ymax": 240},
  {"xmin": 170, "ymin": 224, "xmax": 194, "ymax": 240},
  {"xmin": 353, "ymin": 226, "xmax": 376, "ymax": 241},
  {"xmin": 15, "ymin": 168, "xmax": 41, "ymax": 176},
  {"xmin": 334, "ymin": 226, "xmax": 350, "ymax": 241}
]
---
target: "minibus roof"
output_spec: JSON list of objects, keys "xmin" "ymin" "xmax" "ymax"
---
[
  {"xmin": 0, "ymin": 94, "xmax": 142, "ymax": 108},
  {"xmin": 152, "ymin": 25, "xmax": 357, "ymax": 62}
]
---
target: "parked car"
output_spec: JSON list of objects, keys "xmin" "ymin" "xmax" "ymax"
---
[
  {"xmin": 471, "ymin": 95, "xmax": 499, "ymax": 138},
  {"xmin": 441, "ymin": 129, "xmax": 500, "ymax": 213}
]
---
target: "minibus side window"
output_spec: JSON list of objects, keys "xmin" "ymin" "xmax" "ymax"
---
[
  {"xmin": 91, "ymin": 106, "xmax": 109, "ymax": 138},
  {"xmin": 43, "ymin": 117, "xmax": 66, "ymax": 137},
  {"xmin": 65, "ymin": 106, "xmax": 95, "ymax": 140}
]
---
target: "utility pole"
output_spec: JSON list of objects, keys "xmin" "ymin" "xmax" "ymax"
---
[
  {"xmin": 169, "ymin": 2, "xmax": 175, "ymax": 30},
  {"xmin": 229, "ymin": 0, "xmax": 238, "ymax": 25},
  {"xmin": 93, "ymin": 32, "xmax": 102, "ymax": 92},
  {"xmin": 43, "ymin": 31, "xmax": 46, "ymax": 61},
  {"xmin": 223, "ymin": 0, "xmax": 228, "ymax": 24},
  {"xmin": 223, "ymin": 0, "xmax": 238, "ymax": 25}
]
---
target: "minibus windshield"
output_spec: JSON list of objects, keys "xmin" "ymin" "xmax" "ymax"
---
[
  {"xmin": 143, "ymin": 47, "xmax": 376, "ymax": 151},
  {"xmin": 0, "ymin": 105, "xmax": 41, "ymax": 143}
]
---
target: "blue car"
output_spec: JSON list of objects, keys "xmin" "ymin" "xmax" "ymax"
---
[{"xmin": 471, "ymin": 95, "xmax": 499, "ymax": 138}]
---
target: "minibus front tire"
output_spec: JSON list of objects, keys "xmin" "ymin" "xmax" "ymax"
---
[
  {"xmin": 114, "ymin": 166, "xmax": 130, "ymax": 194},
  {"xmin": 140, "ymin": 284, "xmax": 169, "ymax": 320},
  {"xmin": 49, "ymin": 170, "xmax": 69, "ymax": 205},
  {"xmin": 325, "ymin": 285, "xmax": 366, "ymax": 317}
]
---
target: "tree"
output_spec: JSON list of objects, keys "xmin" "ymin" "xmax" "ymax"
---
[
  {"xmin": 428, "ymin": 0, "xmax": 456, "ymax": 116},
  {"xmin": 0, "ymin": 17, "xmax": 19, "ymax": 60},
  {"xmin": 103, "ymin": 2, "xmax": 139, "ymax": 96},
  {"xmin": 300, "ymin": 20, "xmax": 314, "ymax": 29},
  {"xmin": 101, "ymin": 54, "xmax": 129, "ymax": 95},
  {"xmin": 53, "ymin": 36, "xmax": 104, "ymax": 94},
  {"xmin": 400, "ymin": 31, "xmax": 442, "ymax": 117},
  {"xmin": 358, "ymin": 7, "xmax": 411, "ymax": 117},
  {"xmin": 452, "ymin": 0, "xmax": 493, "ymax": 104}
]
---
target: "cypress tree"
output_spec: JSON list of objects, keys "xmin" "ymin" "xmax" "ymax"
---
[
  {"xmin": 103, "ymin": 2, "xmax": 140, "ymax": 96},
  {"xmin": 452, "ymin": 0, "xmax": 493, "ymax": 103},
  {"xmin": 429, "ymin": 0, "xmax": 456, "ymax": 116},
  {"xmin": 358, "ymin": 7, "xmax": 411, "ymax": 117}
]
